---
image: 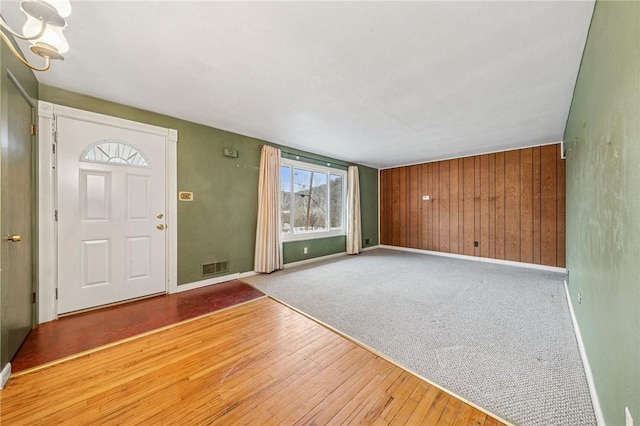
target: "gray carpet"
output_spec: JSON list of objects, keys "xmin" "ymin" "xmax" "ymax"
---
[{"xmin": 243, "ymin": 249, "xmax": 596, "ymax": 426}]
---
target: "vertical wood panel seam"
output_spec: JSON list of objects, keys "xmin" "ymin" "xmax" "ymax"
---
[
  {"xmin": 539, "ymin": 149, "xmax": 542, "ymax": 264},
  {"xmin": 518, "ymin": 150, "xmax": 521, "ymax": 261},
  {"xmin": 458, "ymin": 159, "xmax": 467, "ymax": 254},
  {"xmin": 438, "ymin": 162, "xmax": 442, "ymax": 250},
  {"xmin": 437, "ymin": 163, "xmax": 440, "ymax": 250},
  {"xmin": 531, "ymin": 149, "xmax": 536, "ymax": 264},
  {"xmin": 405, "ymin": 167, "xmax": 409, "ymax": 247},
  {"xmin": 474, "ymin": 156, "xmax": 477, "ymax": 254},
  {"xmin": 519, "ymin": 150, "xmax": 522, "ymax": 263},
  {"xmin": 489, "ymin": 154, "xmax": 496, "ymax": 257},
  {"xmin": 503, "ymin": 153, "xmax": 506, "ymax": 261},
  {"xmin": 448, "ymin": 162, "xmax": 451, "ymax": 251},
  {"xmin": 492, "ymin": 154, "xmax": 496, "ymax": 258}
]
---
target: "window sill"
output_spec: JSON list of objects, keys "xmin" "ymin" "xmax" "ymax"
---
[{"xmin": 282, "ymin": 230, "xmax": 345, "ymax": 242}]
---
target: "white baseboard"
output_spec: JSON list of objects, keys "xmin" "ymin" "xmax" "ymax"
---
[
  {"xmin": 283, "ymin": 252, "xmax": 347, "ymax": 269},
  {"xmin": 175, "ymin": 270, "xmax": 258, "ymax": 292},
  {"xmin": 0, "ymin": 362, "xmax": 11, "ymax": 389},
  {"xmin": 239, "ymin": 270, "xmax": 258, "ymax": 279},
  {"xmin": 176, "ymin": 272, "xmax": 242, "ymax": 292},
  {"xmin": 564, "ymin": 280, "xmax": 606, "ymax": 426},
  {"xmin": 361, "ymin": 245, "xmax": 379, "ymax": 252},
  {"xmin": 379, "ymin": 245, "xmax": 567, "ymax": 273},
  {"xmin": 179, "ymin": 247, "xmax": 380, "ymax": 290}
]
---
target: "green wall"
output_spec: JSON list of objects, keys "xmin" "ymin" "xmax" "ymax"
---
[
  {"xmin": 283, "ymin": 236, "xmax": 346, "ymax": 264},
  {"xmin": 358, "ymin": 165, "xmax": 379, "ymax": 248},
  {"xmin": 563, "ymin": 1, "xmax": 639, "ymax": 424},
  {"xmin": 39, "ymin": 85, "xmax": 379, "ymax": 285},
  {"xmin": 0, "ymin": 35, "xmax": 39, "ymax": 370}
]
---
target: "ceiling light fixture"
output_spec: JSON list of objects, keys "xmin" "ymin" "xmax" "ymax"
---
[{"xmin": 0, "ymin": 0, "xmax": 71, "ymax": 71}]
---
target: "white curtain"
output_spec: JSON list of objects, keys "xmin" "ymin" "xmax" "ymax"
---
[
  {"xmin": 346, "ymin": 165, "xmax": 361, "ymax": 255},
  {"xmin": 254, "ymin": 145, "xmax": 283, "ymax": 273}
]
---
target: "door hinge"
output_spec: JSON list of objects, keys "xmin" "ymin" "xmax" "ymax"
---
[
  {"xmin": 52, "ymin": 143, "xmax": 56, "ymax": 154},
  {"xmin": 55, "ymin": 288, "xmax": 58, "ymax": 300},
  {"xmin": 54, "ymin": 209, "xmax": 58, "ymax": 221},
  {"xmin": 30, "ymin": 123, "xmax": 36, "ymax": 135},
  {"xmin": 32, "ymin": 292, "xmax": 36, "ymax": 303}
]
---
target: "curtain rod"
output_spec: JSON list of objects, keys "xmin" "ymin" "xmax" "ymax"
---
[{"xmin": 258, "ymin": 144, "xmax": 349, "ymax": 170}]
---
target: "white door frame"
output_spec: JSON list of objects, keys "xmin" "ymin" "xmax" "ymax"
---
[{"xmin": 37, "ymin": 101, "xmax": 178, "ymax": 323}]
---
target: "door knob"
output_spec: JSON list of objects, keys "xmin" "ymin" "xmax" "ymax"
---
[
  {"xmin": 6, "ymin": 234, "xmax": 22, "ymax": 242},
  {"xmin": 156, "ymin": 224, "xmax": 165, "ymax": 230},
  {"xmin": 156, "ymin": 213, "xmax": 164, "ymax": 219}
]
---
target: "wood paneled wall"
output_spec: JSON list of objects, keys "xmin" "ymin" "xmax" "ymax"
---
[{"xmin": 380, "ymin": 144, "xmax": 565, "ymax": 267}]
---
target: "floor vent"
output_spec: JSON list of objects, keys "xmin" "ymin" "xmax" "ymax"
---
[{"xmin": 202, "ymin": 260, "xmax": 229, "ymax": 276}]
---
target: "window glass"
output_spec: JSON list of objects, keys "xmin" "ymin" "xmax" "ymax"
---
[
  {"xmin": 293, "ymin": 168, "xmax": 327, "ymax": 232},
  {"xmin": 280, "ymin": 159, "xmax": 346, "ymax": 240},
  {"xmin": 280, "ymin": 165, "xmax": 292, "ymax": 234},
  {"xmin": 81, "ymin": 141, "xmax": 150, "ymax": 168}
]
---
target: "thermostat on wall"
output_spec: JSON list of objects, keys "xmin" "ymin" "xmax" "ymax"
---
[{"xmin": 179, "ymin": 192, "xmax": 194, "ymax": 201}]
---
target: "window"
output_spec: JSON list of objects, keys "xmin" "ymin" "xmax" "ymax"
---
[
  {"xmin": 281, "ymin": 159, "xmax": 346, "ymax": 240},
  {"xmin": 81, "ymin": 140, "xmax": 150, "ymax": 168}
]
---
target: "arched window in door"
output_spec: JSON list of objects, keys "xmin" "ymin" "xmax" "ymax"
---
[{"xmin": 80, "ymin": 140, "xmax": 150, "ymax": 168}]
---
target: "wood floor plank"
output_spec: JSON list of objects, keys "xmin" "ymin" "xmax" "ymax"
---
[
  {"xmin": 214, "ymin": 331, "xmax": 347, "ymax": 424},
  {"xmin": 336, "ymin": 368, "xmax": 404, "ymax": 424},
  {"xmin": 421, "ymin": 389, "xmax": 452, "ymax": 424},
  {"xmin": 269, "ymin": 386, "xmax": 330, "ymax": 424},
  {"xmin": 237, "ymin": 340, "xmax": 363, "ymax": 425},
  {"xmin": 436, "ymin": 393, "xmax": 463, "ymax": 425},
  {"xmin": 452, "ymin": 402, "xmax": 476, "ymax": 425},
  {"xmin": 405, "ymin": 383, "xmax": 441, "ymax": 424},
  {"xmin": 388, "ymin": 380, "xmax": 431, "ymax": 424},
  {"xmin": 484, "ymin": 414, "xmax": 504, "ymax": 426},
  {"xmin": 293, "ymin": 355, "xmax": 389, "ymax": 425},
  {"xmin": 281, "ymin": 347, "xmax": 374, "ymax": 424},
  {"xmin": 377, "ymin": 373, "xmax": 424, "ymax": 424},
  {"xmin": 0, "ymin": 298, "xmax": 507, "ymax": 426},
  {"xmin": 469, "ymin": 408, "xmax": 489, "ymax": 425}
]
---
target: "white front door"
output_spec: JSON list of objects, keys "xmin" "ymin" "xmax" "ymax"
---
[{"xmin": 56, "ymin": 116, "xmax": 167, "ymax": 314}]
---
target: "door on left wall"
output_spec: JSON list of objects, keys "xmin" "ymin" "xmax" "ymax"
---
[{"xmin": 1, "ymin": 78, "xmax": 35, "ymax": 364}]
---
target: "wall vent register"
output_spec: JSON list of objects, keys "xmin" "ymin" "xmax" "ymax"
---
[{"xmin": 202, "ymin": 261, "xmax": 229, "ymax": 276}]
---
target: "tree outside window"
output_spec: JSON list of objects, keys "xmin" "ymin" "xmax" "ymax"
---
[{"xmin": 280, "ymin": 160, "xmax": 346, "ymax": 240}]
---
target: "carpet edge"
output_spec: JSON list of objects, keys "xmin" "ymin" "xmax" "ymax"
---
[{"xmin": 267, "ymin": 294, "xmax": 516, "ymax": 426}]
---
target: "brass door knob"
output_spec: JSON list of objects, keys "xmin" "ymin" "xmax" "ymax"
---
[
  {"xmin": 156, "ymin": 213, "xmax": 164, "ymax": 219},
  {"xmin": 6, "ymin": 235, "xmax": 22, "ymax": 242},
  {"xmin": 156, "ymin": 224, "xmax": 165, "ymax": 230}
]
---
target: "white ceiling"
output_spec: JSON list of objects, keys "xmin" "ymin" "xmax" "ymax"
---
[{"xmin": 5, "ymin": 1, "xmax": 594, "ymax": 168}]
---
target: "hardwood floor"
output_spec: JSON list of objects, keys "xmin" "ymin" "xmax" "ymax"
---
[
  {"xmin": 11, "ymin": 280, "xmax": 264, "ymax": 373},
  {"xmin": 1, "ymin": 298, "xmax": 507, "ymax": 425}
]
